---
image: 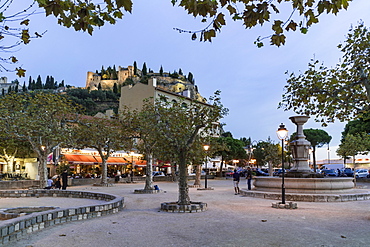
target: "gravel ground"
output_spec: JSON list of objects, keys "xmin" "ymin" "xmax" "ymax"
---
[{"xmin": 5, "ymin": 179, "xmax": 370, "ymax": 247}]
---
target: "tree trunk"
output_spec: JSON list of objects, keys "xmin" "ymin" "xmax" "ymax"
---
[
  {"xmin": 170, "ymin": 163, "xmax": 178, "ymax": 182},
  {"xmin": 218, "ymin": 158, "xmax": 224, "ymax": 177},
  {"xmin": 268, "ymin": 161, "xmax": 273, "ymax": 176},
  {"xmin": 144, "ymin": 154, "xmax": 154, "ymax": 190},
  {"xmin": 101, "ymin": 159, "xmax": 108, "ymax": 184},
  {"xmin": 313, "ymin": 146, "xmax": 317, "ymax": 173},
  {"xmin": 177, "ymin": 152, "xmax": 190, "ymax": 205},
  {"xmin": 353, "ymin": 155, "xmax": 357, "ymax": 187},
  {"xmin": 38, "ymin": 154, "xmax": 48, "ymax": 188},
  {"xmin": 193, "ymin": 164, "xmax": 202, "ymax": 186}
]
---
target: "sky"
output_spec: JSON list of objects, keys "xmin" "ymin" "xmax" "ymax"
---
[{"xmin": 3, "ymin": 0, "xmax": 370, "ymax": 160}]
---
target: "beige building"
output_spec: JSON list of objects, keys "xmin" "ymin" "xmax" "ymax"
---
[{"xmin": 119, "ymin": 77, "xmax": 207, "ymax": 111}]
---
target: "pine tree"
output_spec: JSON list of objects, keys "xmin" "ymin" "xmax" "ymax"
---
[
  {"xmin": 28, "ymin": 76, "xmax": 32, "ymax": 90},
  {"xmin": 98, "ymin": 83, "xmax": 102, "ymax": 90},
  {"xmin": 179, "ymin": 68, "xmax": 183, "ymax": 75},
  {"xmin": 22, "ymin": 82, "xmax": 27, "ymax": 92},
  {"xmin": 187, "ymin": 72, "xmax": 194, "ymax": 84},
  {"xmin": 45, "ymin": 76, "xmax": 51, "ymax": 89},
  {"xmin": 8, "ymin": 86, "xmax": 11, "ymax": 94},
  {"xmin": 14, "ymin": 84, "xmax": 19, "ymax": 92},
  {"xmin": 36, "ymin": 75, "xmax": 43, "ymax": 89},
  {"xmin": 2, "ymin": 88, "xmax": 4, "ymax": 95},
  {"xmin": 133, "ymin": 61, "xmax": 137, "ymax": 75},
  {"xmin": 113, "ymin": 83, "xmax": 118, "ymax": 94},
  {"xmin": 142, "ymin": 62, "xmax": 147, "ymax": 76},
  {"xmin": 160, "ymin": 66, "xmax": 163, "ymax": 76},
  {"xmin": 112, "ymin": 65, "xmax": 118, "ymax": 80},
  {"xmin": 50, "ymin": 76, "xmax": 55, "ymax": 89},
  {"xmin": 59, "ymin": 80, "xmax": 65, "ymax": 87}
]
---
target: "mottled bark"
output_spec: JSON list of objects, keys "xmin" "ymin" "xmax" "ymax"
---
[
  {"xmin": 144, "ymin": 154, "xmax": 154, "ymax": 190},
  {"xmin": 177, "ymin": 153, "xmax": 190, "ymax": 205},
  {"xmin": 38, "ymin": 155, "xmax": 48, "ymax": 188},
  {"xmin": 193, "ymin": 164, "xmax": 202, "ymax": 186}
]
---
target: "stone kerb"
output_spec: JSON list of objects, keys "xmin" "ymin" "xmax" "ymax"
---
[{"xmin": 0, "ymin": 189, "xmax": 124, "ymax": 246}]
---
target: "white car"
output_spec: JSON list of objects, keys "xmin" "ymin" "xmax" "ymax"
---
[
  {"xmin": 152, "ymin": 171, "xmax": 165, "ymax": 177},
  {"xmin": 355, "ymin": 169, "xmax": 368, "ymax": 178}
]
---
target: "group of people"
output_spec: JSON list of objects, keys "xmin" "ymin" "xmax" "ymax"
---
[
  {"xmin": 45, "ymin": 170, "xmax": 69, "ymax": 190},
  {"xmin": 232, "ymin": 167, "xmax": 252, "ymax": 195}
]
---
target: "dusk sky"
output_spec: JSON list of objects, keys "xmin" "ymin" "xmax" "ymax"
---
[{"xmin": 4, "ymin": 0, "xmax": 370, "ymax": 160}]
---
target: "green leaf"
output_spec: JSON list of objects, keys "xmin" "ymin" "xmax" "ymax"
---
[
  {"xmin": 16, "ymin": 68, "xmax": 26, "ymax": 77},
  {"xmin": 116, "ymin": 0, "xmax": 133, "ymax": 13},
  {"xmin": 20, "ymin": 19, "xmax": 30, "ymax": 26}
]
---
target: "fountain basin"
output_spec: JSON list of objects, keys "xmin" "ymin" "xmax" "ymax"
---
[{"xmin": 254, "ymin": 177, "xmax": 354, "ymax": 194}]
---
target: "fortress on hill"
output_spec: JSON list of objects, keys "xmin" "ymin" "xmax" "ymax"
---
[{"xmin": 85, "ymin": 64, "xmax": 206, "ymax": 102}]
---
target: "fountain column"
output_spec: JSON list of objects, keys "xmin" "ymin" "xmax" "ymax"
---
[{"xmin": 288, "ymin": 116, "xmax": 312, "ymax": 176}]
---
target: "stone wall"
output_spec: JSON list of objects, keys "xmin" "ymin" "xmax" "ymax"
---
[{"xmin": 0, "ymin": 189, "xmax": 124, "ymax": 245}]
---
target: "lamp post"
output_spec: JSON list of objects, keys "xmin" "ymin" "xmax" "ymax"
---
[
  {"xmin": 277, "ymin": 123, "xmax": 288, "ymax": 204},
  {"xmin": 203, "ymin": 144, "xmax": 210, "ymax": 189},
  {"xmin": 130, "ymin": 151, "xmax": 135, "ymax": 183}
]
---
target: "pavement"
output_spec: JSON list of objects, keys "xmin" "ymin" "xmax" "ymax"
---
[{"xmin": 3, "ymin": 179, "xmax": 370, "ymax": 247}]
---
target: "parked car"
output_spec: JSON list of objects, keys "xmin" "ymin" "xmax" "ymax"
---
[
  {"xmin": 253, "ymin": 169, "xmax": 269, "ymax": 176},
  {"xmin": 321, "ymin": 169, "xmax": 337, "ymax": 177},
  {"xmin": 341, "ymin": 168, "xmax": 354, "ymax": 177},
  {"xmin": 355, "ymin": 169, "xmax": 369, "ymax": 178},
  {"xmin": 152, "ymin": 171, "xmax": 165, "ymax": 177},
  {"xmin": 225, "ymin": 171, "xmax": 234, "ymax": 177}
]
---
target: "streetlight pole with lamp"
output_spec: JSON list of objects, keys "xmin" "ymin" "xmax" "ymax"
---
[
  {"xmin": 203, "ymin": 144, "xmax": 210, "ymax": 189},
  {"xmin": 130, "ymin": 151, "xmax": 135, "ymax": 183},
  {"xmin": 277, "ymin": 123, "xmax": 288, "ymax": 205}
]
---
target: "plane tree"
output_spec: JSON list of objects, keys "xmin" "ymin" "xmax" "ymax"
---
[
  {"xmin": 0, "ymin": 91, "xmax": 79, "ymax": 187},
  {"xmin": 120, "ymin": 100, "xmax": 162, "ymax": 191},
  {"xmin": 153, "ymin": 91, "xmax": 227, "ymax": 205},
  {"xmin": 0, "ymin": 137, "xmax": 34, "ymax": 174},
  {"xmin": 279, "ymin": 23, "xmax": 370, "ymax": 126},
  {"xmin": 336, "ymin": 133, "xmax": 370, "ymax": 186},
  {"xmin": 69, "ymin": 115, "xmax": 132, "ymax": 185}
]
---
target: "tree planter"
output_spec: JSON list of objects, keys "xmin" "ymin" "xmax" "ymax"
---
[{"xmin": 160, "ymin": 201, "xmax": 207, "ymax": 213}]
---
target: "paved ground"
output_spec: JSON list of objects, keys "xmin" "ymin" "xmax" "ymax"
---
[{"xmin": 4, "ymin": 179, "xmax": 370, "ymax": 247}]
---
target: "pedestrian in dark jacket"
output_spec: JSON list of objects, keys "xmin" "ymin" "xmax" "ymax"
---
[
  {"xmin": 232, "ymin": 169, "xmax": 240, "ymax": 195},
  {"xmin": 61, "ymin": 170, "xmax": 68, "ymax": 190}
]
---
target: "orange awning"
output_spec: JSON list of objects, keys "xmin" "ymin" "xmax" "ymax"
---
[
  {"xmin": 94, "ymin": 156, "xmax": 128, "ymax": 165},
  {"xmin": 64, "ymin": 154, "xmax": 98, "ymax": 164}
]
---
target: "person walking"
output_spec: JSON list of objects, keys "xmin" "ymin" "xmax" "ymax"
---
[
  {"xmin": 246, "ymin": 167, "xmax": 252, "ymax": 190},
  {"xmin": 232, "ymin": 169, "xmax": 240, "ymax": 195},
  {"xmin": 61, "ymin": 170, "xmax": 68, "ymax": 190}
]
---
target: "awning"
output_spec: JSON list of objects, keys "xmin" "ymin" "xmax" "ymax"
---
[
  {"xmin": 94, "ymin": 156, "xmax": 128, "ymax": 165},
  {"xmin": 64, "ymin": 154, "xmax": 98, "ymax": 165}
]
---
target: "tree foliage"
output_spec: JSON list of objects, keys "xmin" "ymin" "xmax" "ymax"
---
[
  {"xmin": 69, "ymin": 115, "xmax": 132, "ymax": 185},
  {"xmin": 290, "ymin": 128, "xmax": 332, "ymax": 170},
  {"xmin": 341, "ymin": 113, "xmax": 370, "ymax": 142},
  {"xmin": 279, "ymin": 23, "xmax": 370, "ymax": 126},
  {"xmin": 336, "ymin": 132, "xmax": 370, "ymax": 185},
  {"xmin": 0, "ymin": 91, "xmax": 79, "ymax": 187},
  {"xmin": 153, "ymin": 91, "xmax": 227, "ymax": 205},
  {"xmin": 172, "ymin": 0, "xmax": 351, "ymax": 46},
  {"xmin": 1, "ymin": 0, "xmax": 355, "ymax": 76}
]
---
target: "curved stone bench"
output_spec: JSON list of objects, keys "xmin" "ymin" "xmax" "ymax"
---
[{"xmin": 0, "ymin": 189, "xmax": 124, "ymax": 246}]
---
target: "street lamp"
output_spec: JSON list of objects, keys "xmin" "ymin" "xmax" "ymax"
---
[
  {"xmin": 130, "ymin": 151, "xmax": 135, "ymax": 183},
  {"xmin": 203, "ymin": 144, "xmax": 210, "ymax": 189},
  {"xmin": 277, "ymin": 123, "xmax": 288, "ymax": 204}
]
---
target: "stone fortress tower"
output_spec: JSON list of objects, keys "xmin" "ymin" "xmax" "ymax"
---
[{"xmin": 85, "ymin": 64, "xmax": 206, "ymax": 102}]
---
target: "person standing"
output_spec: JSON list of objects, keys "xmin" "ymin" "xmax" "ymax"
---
[
  {"xmin": 61, "ymin": 170, "xmax": 68, "ymax": 190},
  {"xmin": 232, "ymin": 169, "xmax": 240, "ymax": 195},
  {"xmin": 246, "ymin": 167, "xmax": 252, "ymax": 190}
]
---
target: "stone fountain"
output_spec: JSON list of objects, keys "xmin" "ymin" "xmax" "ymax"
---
[{"xmin": 251, "ymin": 115, "xmax": 355, "ymax": 196}]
